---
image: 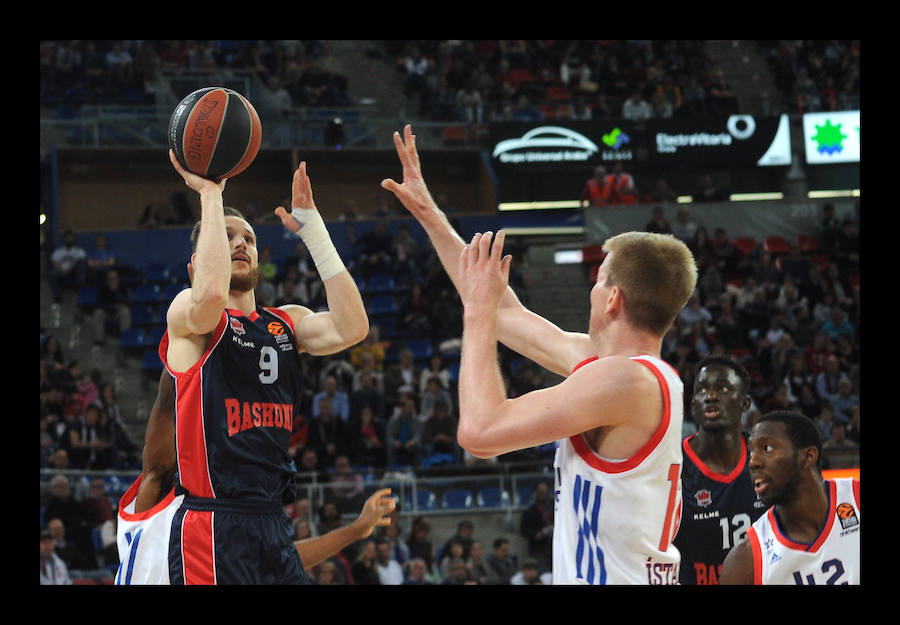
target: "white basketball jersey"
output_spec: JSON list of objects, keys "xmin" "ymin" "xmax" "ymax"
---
[
  {"xmin": 552, "ymin": 355, "xmax": 684, "ymax": 585},
  {"xmin": 746, "ymin": 478, "xmax": 860, "ymax": 585},
  {"xmin": 115, "ymin": 474, "xmax": 184, "ymax": 585}
]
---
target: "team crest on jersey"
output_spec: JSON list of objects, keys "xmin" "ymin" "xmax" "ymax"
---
[
  {"xmin": 836, "ymin": 502, "xmax": 859, "ymax": 529},
  {"xmin": 230, "ymin": 318, "xmax": 246, "ymax": 335},
  {"xmin": 694, "ymin": 489, "xmax": 712, "ymax": 507}
]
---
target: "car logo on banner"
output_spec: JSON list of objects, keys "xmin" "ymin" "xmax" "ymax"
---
[{"xmin": 492, "ymin": 126, "xmax": 599, "ymax": 164}]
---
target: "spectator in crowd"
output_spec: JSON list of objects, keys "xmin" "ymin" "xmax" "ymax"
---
[
  {"xmin": 829, "ymin": 376, "xmax": 859, "ymax": 426},
  {"xmin": 328, "ymin": 454, "xmax": 366, "ymax": 515},
  {"xmin": 813, "ymin": 403, "xmax": 837, "ymax": 443},
  {"xmin": 622, "ymin": 89, "xmax": 652, "ymax": 120},
  {"xmin": 385, "ymin": 394, "xmax": 422, "ymax": 467},
  {"xmin": 671, "ymin": 208, "xmax": 699, "ymax": 246},
  {"xmin": 406, "ymin": 516, "xmax": 440, "ymax": 582},
  {"xmin": 519, "ymin": 481, "xmax": 554, "ymax": 573},
  {"xmin": 91, "ymin": 269, "xmax": 132, "ymax": 346},
  {"xmin": 580, "ymin": 165, "xmax": 615, "ymax": 207},
  {"xmin": 468, "ymin": 540, "xmax": 490, "ymax": 585},
  {"xmin": 351, "ymin": 539, "xmax": 381, "ymax": 585},
  {"xmin": 815, "ymin": 354, "xmax": 847, "ymax": 406},
  {"xmin": 695, "ymin": 175, "xmax": 726, "ymax": 202},
  {"xmin": 313, "ymin": 375, "xmax": 350, "ymax": 422},
  {"xmin": 403, "ymin": 558, "xmax": 431, "ymax": 585},
  {"xmin": 49, "ymin": 230, "xmax": 87, "ymax": 304},
  {"xmin": 511, "ymin": 557, "xmax": 551, "ymax": 585},
  {"xmin": 85, "ymin": 234, "xmax": 117, "ymax": 287},
  {"xmin": 347, "ymin": 403, "xmax": 386, "ymax": 467},
  {"xmin": 375, "ymin": 537, "xmax": 405, "ymax": 585},
  {"xmin": 46, "ymin": 517, "xmax": 94, "ymax": 571},
  {"xmin": 40, "ymin": 529, "xmax": 72, "ymax": 585},
  {"xmin": 384, "ymin": 349, "xmax": 421, "ymax": 406},
  {"xmin": 485, "ymin": 537, "xmax": 517, "ymax": 585},
  {"xmin": 644, "ymin": 206, "xmax": 672, "ymax": 234},
  {"xmin": 307, "ymin": 396, "xmax": 351, "ymax": 468}
]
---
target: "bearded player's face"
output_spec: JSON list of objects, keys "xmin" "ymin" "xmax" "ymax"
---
[{"xmin": 225, "ymin": 216, "xmax": 259, "ymax": 293}]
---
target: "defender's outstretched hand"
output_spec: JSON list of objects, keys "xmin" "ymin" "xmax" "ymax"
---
[
  {"xmin": 380, "ymin": 124, "xmax": 438, "ymax": 221},
  {"xmin": 354, "ymin": 488, "xmax": 397, "ymax": 538},
  {"xmin": 458, "ymin": 230, "xmax": 512, "ymax": 313}
]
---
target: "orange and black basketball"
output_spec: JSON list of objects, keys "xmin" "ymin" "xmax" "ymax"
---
[{"xmin": 168, "ymin": 87, "xmax": 262, "ymax": 181}]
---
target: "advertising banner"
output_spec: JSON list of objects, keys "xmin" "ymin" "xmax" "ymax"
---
[
  {"xmin": 646, "ymin": 114, "xmax": 792, "ymax": 168},
  {"xmin": 802, "ymin": 110, "xmax": 860, "ymax": 164},
  {"xmin": 489, "ymin": 121, "xmax": 641, "ymax": 171}
]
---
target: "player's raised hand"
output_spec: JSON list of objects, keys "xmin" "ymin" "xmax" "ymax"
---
[
  {"xmin": 458, "ymin": 230, "xmax": 512, "ymax": 313},
  {"xmin": 169, "ymin": 149, "xmax": 226, "ymax": 195},
  {"xmin": 355, "ymin": 488, "xmax": 397, "ymax": 538},
  {"xmin": 275, "ymin": 161, "xmax": 316, "ymax": 234},
  {"xmin": 380, "ymin": 124, "xmax": 437, "ymax": 220}
]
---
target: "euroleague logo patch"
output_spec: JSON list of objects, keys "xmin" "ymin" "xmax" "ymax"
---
[
  {"xmin": 836, "ymin": 502, "xmax": 859, "ymax": 529},
  {"xmin": 694, "ymin": 489, "xmax": 712, "ymax": 507},
  {"xmin": 267, "ymin": 321, "xmax": 285, "ymax": 336}
]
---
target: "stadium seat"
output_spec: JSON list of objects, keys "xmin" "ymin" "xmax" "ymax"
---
[
  {"xmin": 141, "ymin": 349, "xmax": 163, "ymax": 373},
  {"xmin": 406, "ymin": 338, "xmax": 433, "ymax": 362},
  {"xmin": 367, "ymin": 295, "xmax": 398, "ymax": 316},
  {"xmin": 366, "ymin": 274, "xmax": 395, "ymax": 293},
  {"xmin": 441, "ymin": 126, "xmax": 467, "ymax": 145},
  {"xmin": 515, "ymin": 484, "xmax": 536, "ymax": 507},
  {"xmin": 763, "ymin": 236, "xmax": 789, "ymax": 256},
  {"xmin": 143, "ymin": 263, "xmax": 172, "ymax": 284},
  {"xmin": 407, "ymin": 488, "xmax": 437, "ymax": 511},
  {"xmin": 77, "ymin": 286, "xmax": 98, "ymax": 310},
  {"xmin": 477, "ymin": 487, "xmax": 510, "ymax": 509},
  {"xmin": 796, "ymin": 234, "xmax": 819, "ymax": 253},
  {"xmin": 119, "ymin": 328, "xmax": 146, "ymax": 351},
  {"xmin": 130, "ymin": 284, "xmax": 162, "ymax": 305},
  {"xmin": 129, "ymin": 305, "xmax": 156, "ymax": 327},
  {"xmin": 732, "ymin": 237, "xmax": 758, "ymax": 260},
  {"xmin": 441, "ymin": 489, "xmax": 474, "ymax": 510},
  {"xmin": 72, "ymin": 578, "xmax": 99, "ymax": 585}
]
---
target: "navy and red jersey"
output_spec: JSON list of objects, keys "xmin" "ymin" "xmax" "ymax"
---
[
  {"xmin": 674, "ymin": 431, "xmax": 767, "ymax": 585},
  {"xmin": 159, "ymin": 306, "xmax": 303, "ymax": 502}
]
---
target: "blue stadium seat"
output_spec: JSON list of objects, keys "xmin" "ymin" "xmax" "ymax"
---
[
  {"xmin": 406, "ymin": 338, "xmax": 433, "ymax": 362},
  {"xmin": 130, "ymin": 305, "xmax": 156, "ymax": 327},
  {"xmin": 130, "ymin": 284, "xmax": 162, "ymax": 305},
  {"xmin": 515, "ymin": 484, "xmax": 536, "ymax": 507},
  {"xmin": 407, "ymin": 489, "xmax": 437, "ymax": 511},
  {"xmin": 477, "ymin": 487, "xmax": 510, "ymax": 509},
  {"xmin": 119, "ymin": 328, "xmax": 147, "ymax": 351},
  {"xmin": 163, "ymin": 283, "xmax": 188, "ymax": 302},
  {"xmin": 77, "ymin": 286, "xmax": 97, "ymax": 309},
  {"xmin": 141, "ymin": 350, "xmax": 162, "ymax": 373},
  {"xmin": 367, "ymin": 295, "xmax": 398, "ymax": 316},
  {"xmin": 366, "ymin": 274, "xmax": 395, "ymax": 293},
  {"xmin": 441, "ymin": 488, "xmax": 473, "ymax": 510},
  {"xmin": 143, "ymin": 263, "xmax": 172, "ymax": 284}
]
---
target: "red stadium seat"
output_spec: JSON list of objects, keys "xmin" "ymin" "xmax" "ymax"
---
[
  {"xmin": 763, "ymin": 236, "xmax": 789, "ymax": 256},
  {"xmin": 732, "ymin": 237, "xmax": 758, "ymax": 260},
  {"xmin": 796, "ymin": 234, "xmax": 819, "ymax": 253}
]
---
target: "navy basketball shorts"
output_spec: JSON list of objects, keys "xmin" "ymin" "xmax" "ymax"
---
[{"xmin": 169, "ymin": 496, "xmax": 310, "ymax": 585}]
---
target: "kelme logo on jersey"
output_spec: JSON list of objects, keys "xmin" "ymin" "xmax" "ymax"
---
[{"xmin": 836, "ymin": 502, "xmax": 859, "ymax": 530}]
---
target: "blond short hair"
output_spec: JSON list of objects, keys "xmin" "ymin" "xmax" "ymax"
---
[{"xmin": 602, "ymin": 231, "xmax": 698, "ymax": 336}]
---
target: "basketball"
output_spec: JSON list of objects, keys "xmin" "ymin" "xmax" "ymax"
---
[{"xmin": 168, "ymin": 86, "xmax": 262, "ymax": 181}]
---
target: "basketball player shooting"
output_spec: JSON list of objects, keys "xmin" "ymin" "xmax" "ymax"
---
[
  {"xmin": 128, "ymin": 150, "xmax": 370, "ymax": 585},
  {"xmin": 382, "ymin": 125, "xmax": 698, "ymax": 585}
]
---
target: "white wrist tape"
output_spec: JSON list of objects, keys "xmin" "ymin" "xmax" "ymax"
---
[{"xmin": 291, "ymin": 209, "xmax": 345, "ymax": 281}]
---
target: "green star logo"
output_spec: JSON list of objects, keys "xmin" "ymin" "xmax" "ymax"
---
[{"xmin": 811, "ymin": 119, "xmax": 847, "ymax": 155}]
